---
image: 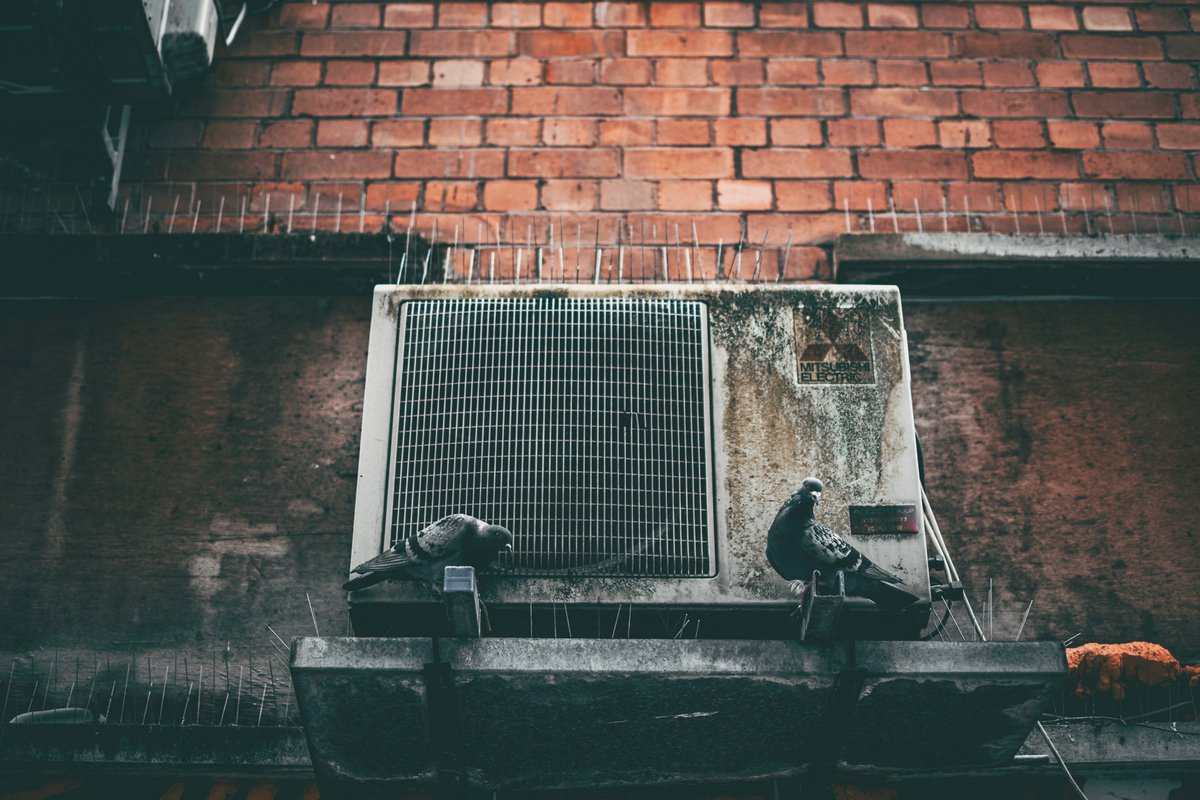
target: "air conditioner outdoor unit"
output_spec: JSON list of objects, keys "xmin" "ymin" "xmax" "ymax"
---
[{"xmin": 348, "ymin": 284, "xmax": 932, "ymax": 639}]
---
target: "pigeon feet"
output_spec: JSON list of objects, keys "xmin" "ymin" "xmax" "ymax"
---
[{"xmin": 788, "ymin": 579, "xmax": 808, "ymax": 597}]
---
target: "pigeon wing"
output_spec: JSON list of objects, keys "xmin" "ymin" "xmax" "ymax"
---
[
  {"xmin": 857, "ymin": 556, "xmax": 904, "ymax": 584},
  {"xmin": 414, "ymin": 514, "xmax": 477, "ymax": 560},
  {"xmin": 801, "ymin": 520, "xmax": 854, "ymax": 565}
]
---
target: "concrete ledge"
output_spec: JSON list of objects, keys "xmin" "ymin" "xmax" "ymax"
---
[{"xmin": 834, "ymin": 233, "xmax": 1200, "ymax": 297}]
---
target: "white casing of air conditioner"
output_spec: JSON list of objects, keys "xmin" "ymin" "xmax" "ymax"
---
[{"xmin": 350, "ymin": 284, "xmax": 930, "ymax": 611}]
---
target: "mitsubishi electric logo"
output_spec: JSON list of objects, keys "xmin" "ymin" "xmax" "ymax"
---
[{"xmin": 794, "ymin": 305, "xmax": 876, "ymax": 385}]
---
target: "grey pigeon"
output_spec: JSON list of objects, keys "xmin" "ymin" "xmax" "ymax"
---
[
  {"xmin": 344, "ymin": 514, "xmax": 513, "ymax": 592},
  {"xmin": 766, "ymin": 477, "xmax": 918, "ymax": 610}
]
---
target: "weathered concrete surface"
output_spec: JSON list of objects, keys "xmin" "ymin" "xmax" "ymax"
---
[
  {"xmin": 905, "ymin": 300, "xmax": 1200, "ymax": 660},
  {"xmin": 291, "ymin": 638, "xmax": 1063, "ymax": 790}
]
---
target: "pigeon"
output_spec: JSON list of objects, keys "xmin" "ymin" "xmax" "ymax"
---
[
  {"xmin": 766, "ymin": 477, "xmax": 918, "ymax": 610},
  {"xmin": 343, "ymin": 514, "xmax": 514, "ymax": 593}
]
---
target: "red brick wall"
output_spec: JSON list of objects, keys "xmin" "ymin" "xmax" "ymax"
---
[{"xmin": 17, "ymin": 2, "xmax": 1200, "ymax": 277}]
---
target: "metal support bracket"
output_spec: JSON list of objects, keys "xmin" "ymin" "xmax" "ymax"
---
[
  {"xmin": 442, "ymin": 566, "xmax": 481, "ymax": 638},
  {"xmin": 800, "ymin": 569, "xmax": 845, "ymax": 641}
]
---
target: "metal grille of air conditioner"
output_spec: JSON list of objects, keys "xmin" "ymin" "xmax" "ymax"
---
[{"xmin": 387, "ymin": 297, "xmax": 714, "ymax": 577}]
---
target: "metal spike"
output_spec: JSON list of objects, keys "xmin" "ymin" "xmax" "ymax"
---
[
  {"xmin": 288, "ymin": 194, "xmax": 295, "ymax": 234},
  {"xmin": 311, "ymin": 194, "xmax": 320, "ymax": 233},
  {"xmin": 914, "ymin": 197, "xmax": 923, "ymax": 234},
  {"xmin": 192, "ymin": 200, "xmax": 201, "ymax": 234},
  {"xmin": 1059, "ymin": 196, "xmax": 1068, "ymax": 235},
  {"xmin": 264, "ymin": 194, "xmax": 271, "ymax": 233},
  {"xmin": 843, "ymin": 198, "xmax": 851, "ymax": 233},
  {"xmin": 240, "ymin": 195, "xmax": 247, "ymax": 234},
  {"xmin": 181, "ymin": 682, "xmax": 193, "ymax": 725},
  {"xmin": 145, "ymin": 197, "xmax": 153, "ymax": 234},
  {"xmin": 963, "ymin": 194, "xmax": 972, "ymax": 233},
  {"xmin": 752, "ymin": 229, "xmax": 768, "ymax": 281},
  {"xmin": 257, "ymin": 682, "xmax": 268, "ymax": 726},
  {"xmin": 235, "ymin": 666, "xmax": 244, "ymax": 726},
  {"xmin": 691, "ymin": 218, "xmax": 703, "ymax": 280},
  {"xmin": 307, "ymin": 592, "xmax": 320, "ymax": 636},
  {"xmin": 867, "ymin": 197, "xmax": 876, "ymax": 233},
  {"xmin": 336, "ymin": 193, "xmax": 343, "ymax": 234},
  {"xmin": 1035, "ymin": 196, "xmax": 1044, "ymax": 234},
  {"xmin": 120, "ymin": 198, "xmax": 130, "ymax": 234},
  {"xmin": 889, "ymin": 197, "xmax": 899, "ymax": 233},
  {"xmin": 781, "ymin": 232, "xmax": 793, "ymax": 281},
  {"xmin": 216, "ymin": 196, "xmax": 225, "ymax": 234},
  {"xmin": 159, "ymin": 665, "xmax": 169, "ymax": 724},
  {"xmin": 941, "ymin": 195, "xmax": 949, "ymax": 233},
  {"xmin": 169, "ymin": 195, "xmax": 180, "ymax": 234}
]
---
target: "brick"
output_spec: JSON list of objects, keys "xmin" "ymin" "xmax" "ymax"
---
[
  {"xmin": 486, "ymin": 118, "xmax": 540, "ymax": 146},
  {"xmin": 961, "ymin": 90, "xmax": 1067, "ymax": 118},
  {"xmin": 543, "ymin": 118, "xmax": 597, "ymax": 146},
  {"xmin": 270, "ymin": 61, "xmax": 321, "ymax": 86},
  {"xmin": 491, "ymin": 3, "xmax": 541, "ymax": 27},
  {"xmin": 599, "ymin": 180, "xmax": 656, "ymax": 210},
  {"xmin": 828, "ymin": 119, "xmax": 879, "ymax": 146},
  {"xmin": 992, "ymin": 120, "xmax": 1046, "ymax": 149},
  {"xmin": 930, "ymin": 60, "xmax": 981, "ymax": 87},
  {"xmin": 545, "ymin": 60, "xmax": 597, "ymax": 84},
  {"xmin": 364, "ymin": 182, "xmax": 420, "ymax": 210},
  {"xmin": 743, "ymin": 149, "xmax": 853, "ymax": 177},
  {"xmin": 597, "ymin": 3, "xmax": 647, "ymax": 26},
  {"xmin": 510, "ymin": 150, "xmax": 620, "ymax": 178},
  {"xmin": 279, "ymin": 3, "xmax": 329, "ymax": 28},
  {"xmin": 1101, "ymin": 122, "xmax": 1153, "ymax": 148},
  {"xmin": 766, "ymin": 60, "xmax": 820, "ymax": 85},
  {"xmin": 650, "ymin": 3, "xmax": 701, "ymax": 27},
  {"xmin": 938, "ymin": 120, "xmax": 991, "ymax": 148},
  {"xmin": 372, "ymin": 120, "xmax": 424, "ymax": 147},
  {"xmin": 705, "ymin": 3, "xmax": 756, "ymax": 27},
  {"xmin": 282, "ymin": 151, "xmax": 391, "ymax": 179},
  {"xmin": 891, "ymin": 182, "xmax": 944, "ymax": 214},
  {"xmin": 1088, "ymin": 62, "xmax": 1141, "ymax": 89},
  {"xmin": 813, "ymin": 3, "xmax": 862, "ymax": 28},
  {"xmin": 543, "ymin": 3, "xmax": 592, "ymax": 27},
  {"xmin": 402, "ymin": 88, "xmax": 507, "ymax": 115},
  {"xmin": 859, "ymin": 150, "xmax": 967, "ymax": 178},
  {"xmin": 1165, "ymin": 36, "xmax": 1200, "ymax": 61},
  {"xmin": 1048, "ymin": 121, "xmax": 1100, "ymax": 149},
  {"xmin": 599, "ymin": 120, "xmax": 655, "ymax": 145},
  {"xmin": 625, "ymin": 148, "xmax": 734, "ymax": 178},
  {"xmin": 760, "ymin": 4, "xmax": 808, "ymax": 28},
  {"xmin": 432, "ymin": 60, "xmax": 485, "ymax": 87},
  {"xmin": 489, "ymin": 59, "xmax": 542, "ymax": 86},
  {"xmin": 876, "ymin": 60, "xmax": 927, "ymax": 85},
  {"xmin": 428, "ymin": 118, "xmax": 483, "ymax": 146},
  {"xmin": 426, "ymin": 182, "xmax": 479, "ymax": 212},
  {"xmin": 438, "ymin": 3, "xmax": 488, "ymax": 27},
  {"xmin": 921, "ymin": 5, "xmax": 969, "ymax": 28},
  {"xmin": 867, "ymin": 4, "xmax": 918, "ymax": 28},
  {"xmin": 822, "ymin": 59, "xmax": 875, "ymax": 86},
  {"xmin": 712, "ymin": 59, "xmax": 764, "ymax": 85},
  {"xmin": 378, "ymin": 61, "xmax": 430, "ymax": 86},
  {"xmin": 626, "ymin": 87, "xmax": 729, "ymax": 115},
  {"xmin": 1143, "ymin": 63, "xmax": 1194, "ymax": 90},
  {"xmin": 771, "ymin": 119, "xmax": 824, "ymax": 145},
  {"xmin": 1061, "ymin": 35, "xmax": 1162, "ymax": 60},
  {"xmin": 394, "ymin": 150, "xmax": 504, "ymax": 177},
  {"xmin": 654, "ymin": 59, "xmax": 710, "ymax": 86},
  {"xmin": 512, "ymin": 87, "xmax": 621, "ymax": 115},
  {"xmin": 833, "ymin": 180, "xmax": 887, "ymax": 211},
  {"xmin": 983, "ymin": 62, "xmax": 1033, "ymax": 87},
  {"xmin": 519, "ymin": 30, "xmax": 624, "ymax": 57},
  {"xmin": 886, "ymin": 119, "xmax": 937, "ymax": 147},
  {"xmin": 541, "ymin": 180, "xmax": 598, "ymax": 211},
  {"xmin": 739, "ymin": 88, "xmax": 844, "ymax": 116},
  {"xmin": 214, "ymin": 60, "xmax": 269, "ymax": 87},
  {"xmin": 146, "ymin": 120, "xmax": 202, "ymax": 149},
  {"xmin": 258, "ymin": 119, "xmax": 313, "ymax": 148},
  {"xmin": 746, "ymin": 214, "xmax": 846, "ymax": 247},
  {"xmin": 1083, "ymin": 152, "xmax": 1191, "ymax": 180},
  {"xmin": 742, "ymin": 31, "xmax": 843, "ymax": 56},
  {"xmin": 409, "ymin": 31, "xmax": 512, "ymax": 57},
  {"xmin": 954, "ymin": 32, "xmax": 1056, "ymax": 59},
  {"xmin": 972, "ymin": 151, "xmax": 1079, "ymax": 179},
  {"xmin": 301, "ymin": 31, "xmax": 407, "ymax": 56},
  {"xmin": 716, "ymin": 180, "xmax": 771, "ymax": 210},
  {"xmin": 324, "ymin": 61, "xmax": 375, "ymax": 86},
  {"xmin": 715, "ymin": 117, "xmax": 766, "ymax": 145},
  {"xmin": 1157, "ymin": 123, "xmax": 1200, "ymax": 149},
  {"xmin": 1036, "ymin": 62, "xmax": 1086, "ymax": 88},
  {"xmin": 600, "ymin": 58, "xmax": 652, "ymax": 85},
  {"xmin": 1028, "ymin": 5, "xmax": 1077, "ymax": 30},
  {"xmin": 1174, "ymin": 185, "xmax": 1200, "ymax": 213},
  {"xmin": 658, "ymin": 181, "xmax": 713, "ymax": 210},
  {"xmin": 384, "ymin": 4, "xmax": 435, "ymax": 28},
  {"xmin": 628, "ymin": 30, "xmax": 732, "ymax": 56},
  {"xmin": 202, "ymin": 121, "xmax": 256, "ymax": 149},
  {"xmin": 975, "ymin": 4, "xmax": 1025, "ymax": 29},
  {"xmin": 850, "ymin": 88, "xmax": 958, "ymax": 117},
  {"xmin": 1082, "ymin": 7, "xmax": 1132, "ymax": 32},
  {"xmin": 776, "ymin": 181, "xmax": 833, "ymax": 210},
  {"xmin": 1002, "ymin": 183, "xmax": 1061, "ymax": 213},
  {"xmin": 177, "ymin": 88, "xmax": 290, "ymax": 118},
  {"xmin": 293, "ymin": 89, "xmax": 398, "ymax": 117},
  {"xmin": 238, "ymin": 31, "xmax": 299, "ymax": 57},
  {"xmin": 1073, "ymin": 91, "xmax": 1174, "ymax": 119},
  {"xmin": 316, "ymin": 119, "xmax": 370, "ymax": 147},
  {"xmin": 331, "ymin": 4, "xmax": 381, "ymax": 27},
  {"xmin": 657, "ymin": 119, "xmax": 710, "ymax": 145},
  {"xmin": 483, "ymin": 181, "xmax": 538, "ymax": 211},
  {"xmin": 1135, "ymin": 8, "xmax": 1187, "ymax": 32},
  {"xmin": 845, "ymin": 31, "xmax": 948, "ymax": 57}
]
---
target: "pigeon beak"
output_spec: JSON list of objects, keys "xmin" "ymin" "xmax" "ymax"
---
[
  {"xmin": 504, "ymin": 543, "xmax": 513, "ymax": 554},
  {"xmin": 811, "ymin": 492, "xmax": 821, "ymax": 505}
]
